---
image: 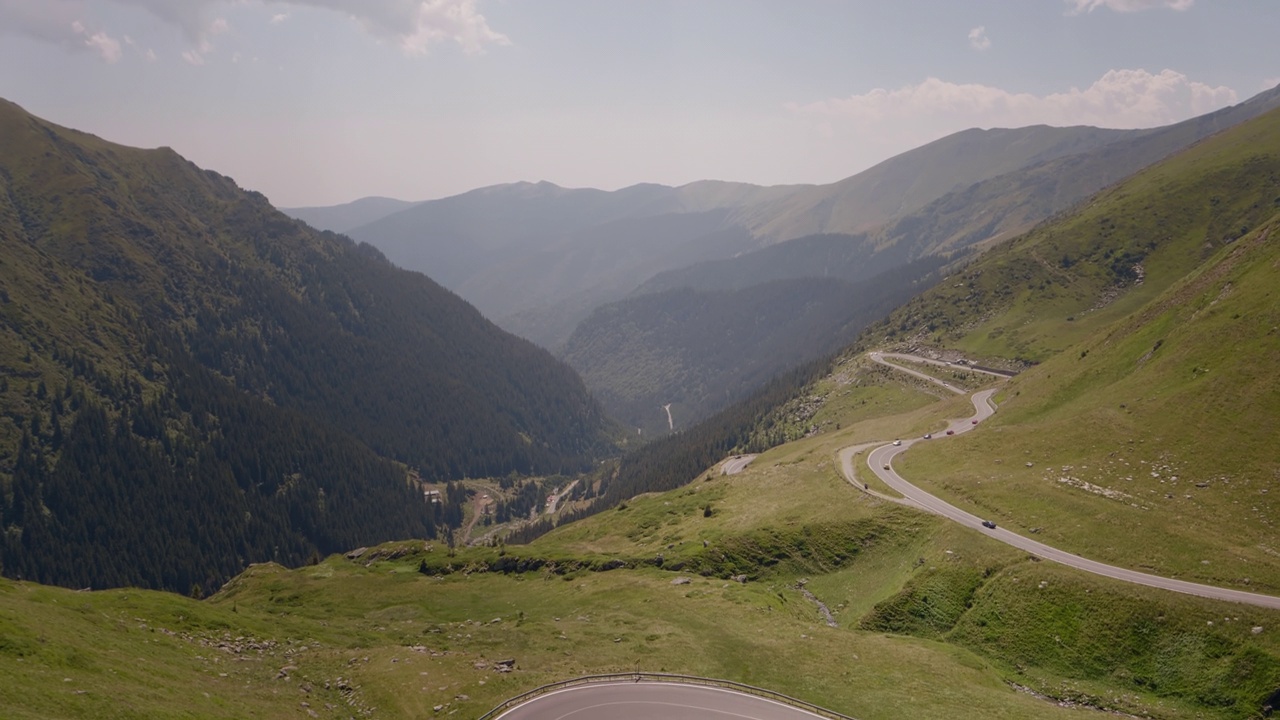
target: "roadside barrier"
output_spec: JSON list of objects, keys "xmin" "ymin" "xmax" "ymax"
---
[{"xmin": 477, "ymin": 671, "xmax": 859, "ymax": 719}]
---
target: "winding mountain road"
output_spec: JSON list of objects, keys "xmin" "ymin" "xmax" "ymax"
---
[{"xmin": 844, "ymin": 352, "xmax": 1280, "ymax": 610}]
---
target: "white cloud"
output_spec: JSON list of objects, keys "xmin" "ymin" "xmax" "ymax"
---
[
  {"xmin": 0, "ymin": 0, "xmax": 508, "ymax": 61},
  {"xmin": 284, "ymin": 0, "xmax": 510, "ymax": 54},
  {"xmin": 69, "ymin": 19, "xmax": 122, "ymax": 63},
  {"xmin": 145, "ymin": 48, "xmax": 157, "ymax": 62},
  {"xmin": 182, "ymin": 48, "xmax": 205, "ymax": 66},
  {"xmin": 1066, "ymin": 0, "xmax": 1193, "ymax": 14},
  {"xmin": 968, "ymin": 26, "xmax": 991, "ymax": 51},
  {"xmin": 83, "ymin": 29, "xmax": 123, "ymax": 63},
  {"xmin": 1263, "ymin": 77, "xmax": 1280, "ymax": 92},
  {"xmin": 789, "ymin": 69, "xmax": 1237, "ymax": 139},
  {"xmin": 398, "ymin": 0, "xmax": 511, "ymax": 55}
]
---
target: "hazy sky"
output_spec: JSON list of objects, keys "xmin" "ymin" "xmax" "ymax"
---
[{"xmin": 2, "ymin": 0, "xmax": 1277, "ymax": 207}]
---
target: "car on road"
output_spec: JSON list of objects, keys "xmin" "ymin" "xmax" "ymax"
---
[
  {"xmin": 883, "ymin": 464, "xmax": 891, "ymax": 470},
  {"xmin": 892, "ymin": 439, "xmax": 902, "ymax": 446},
  {"xmin": 981, "ymin": 520, "xmax": 997, "ymax": 529},
  {"xmin": 946, "ymin": 430, "xmax": 954, "ymax": 435},
  {"xmin": 972, "ymin": 419, "xmax": 979, "ymax": 424}
]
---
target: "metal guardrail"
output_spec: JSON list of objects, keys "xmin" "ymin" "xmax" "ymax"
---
[{"xmin": 477, "ymin": 671, "xmax": 859, "ymax": 720}]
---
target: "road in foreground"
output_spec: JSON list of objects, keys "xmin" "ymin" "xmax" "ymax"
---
[
  {"xmin": 495, "ymin": 681, "xmax": 832, "ymax": 720},
  {"xmin": 847, "ymin": 352, "xmax": 1280, "ymax": 610}
]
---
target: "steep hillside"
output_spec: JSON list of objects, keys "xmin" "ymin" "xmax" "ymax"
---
[
  {"xmin": 832, "ymin": 105, "xmax": 1280, "ymax": 590},
  {"xmin": 866, "ymin": 83, "xmax": 1280, "ymax": 265},
  {"xmin": 733, "ymin": 124, "xmax": 1140, "ymax": 241},
  {"xmin": 901, "ymin": 211, "xmax": 1280, "ymax": 590},
  {"xmin": 281, "ymin": 196, "xmax": 417, "ymax": 234},
  {"xmin": 0, "ymin": 99, "xmax": 612, "ymax": 592},
  {"xmin": 872, "ymin": 103, "xmax": 1280, "ymax": 363},
  {"xmin": 565, "ymin": 257, "xmax": 949, "ymax": 435},
  {"xmin": 637, "ymin": 232, "xmax": 886, "ymax": 295}
]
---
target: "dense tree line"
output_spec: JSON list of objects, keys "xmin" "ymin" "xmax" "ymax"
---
[
  {"xmin": 0, "ymin": 100, "xmax": 617, "ymax": 593},
  {"xmin": 0, "ymin": 339, "xmax": 442, "ymax": 594},
  {"xmin": 493, "ymin": 479, "xmax": 545, "ymax": 524}
]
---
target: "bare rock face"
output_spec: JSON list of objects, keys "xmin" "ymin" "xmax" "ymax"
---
[{"xmin": 671, "ymin": 577, "xmax": 692, "ymax": 586}]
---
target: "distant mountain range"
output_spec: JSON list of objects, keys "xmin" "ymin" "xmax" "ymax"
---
[
  {"xmin": 0, "ymin": 99, "xmax": 614, "ymax": 593},
  {"xmin": 283, "ymin": 196, "xmax": 418, "ymax": 234},
  {"xmin": 285, "ymin": 86, "xmax": 1280, "ymax": 436}
]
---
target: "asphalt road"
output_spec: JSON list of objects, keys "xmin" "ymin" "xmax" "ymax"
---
[
  {"xmin": 849, "ymin": 353, "xmax": 1280, "ymax": 610},
  {"xmin": 495, "ymin": 682, "xmax": 831, "ymax": 720},
  {"xmin": 721, "ymin": 454, "xmax": 758, "ymax": 476}
]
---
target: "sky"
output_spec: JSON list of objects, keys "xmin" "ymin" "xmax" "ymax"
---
[{"xmin": 1, "ymin": 0, "xmax": 1277, "ymax": 208}]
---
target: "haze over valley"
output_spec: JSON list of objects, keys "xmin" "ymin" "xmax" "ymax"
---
[{"xmin": 2, "ymin": 2, "xmax": 1279, "ymax": 718}]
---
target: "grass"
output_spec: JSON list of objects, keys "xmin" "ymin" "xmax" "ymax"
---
[
  {"xmin": 898, "ymin": 216, "xmax": 1280, "ymax": 591},
  {"xmin": 8, "ymin": 355, "xmax": 1280, "ymax": 718},
  {"xmin": 873, "ymin": 105, "xmax": 1280, "ymax": 365}
]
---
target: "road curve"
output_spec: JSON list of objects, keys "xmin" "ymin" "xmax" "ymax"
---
[
  {"xmin": 845, "ymin": 353, "xmax": 1280, "ymax": 610},
  {"xmin": 495, "ymin": 681, "xmax": 832, "ymax": 720},
  {"xmin": 721, "ymin": 454, "xmax": 758, "ymax": 476}
]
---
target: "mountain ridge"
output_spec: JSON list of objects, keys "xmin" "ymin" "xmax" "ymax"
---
[{"xmin": 0, "ymin": 98, "xmax": 614, "ymax": 593}]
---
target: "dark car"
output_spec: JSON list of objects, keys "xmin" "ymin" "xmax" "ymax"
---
[
  {"xmin": 981, "ymin": 520, "xmax": 997, "ymax": 529},
  {"xmin": 946, "ymin": 430, "xmax": 955, "ymax": 435},
  {"xmin": 972, "ymin": 419, "xmax": 979, "ymax": 424}
]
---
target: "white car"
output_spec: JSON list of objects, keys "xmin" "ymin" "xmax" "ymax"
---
[{"xmin": 892, "ymin": 439, "xmax": 902, "ymax": 446}]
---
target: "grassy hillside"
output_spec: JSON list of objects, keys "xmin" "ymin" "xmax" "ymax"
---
[
  {"xmin": 871, "ymin": 104, "xmax": 1280, "ymax": 363},
  {"xmin": 5, "ymin": 368, "xmax": 1280, "ymax": 719},
  {"xmin": 0, "ymin": 99, "xmax": 613, "ymax": 592},
  {"xmin": 866, "ymin": 84, "xmax": 1280, "ymax": 272},
  {"xmin": 735, "ymin": 124, "xmax": 1139, "ymax": 241},
  {"xmin": 900, "ymin": 211, "xmax": 1280, "ymax": 589}
]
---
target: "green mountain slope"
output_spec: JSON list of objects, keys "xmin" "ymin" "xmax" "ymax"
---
[
  {"xmin": 0, "ymin": 99, "xmax": 612, "ymax": 592},
  {"xmin": 838, "ymin": 106, "xmax": 1280, "ymax": 590},
  {"xmin": 867, "ymin": 83, "xmax": 1280, "ymax": 264},
  {"xmin": 872, "ymin": 103, "xmax": 1280, "ymax": 363},
  {"xmin": 564, "ymin": 257, "xmax": 949, "ymax": 435},
  {"xmin": 733, "ymin": 124, "xmax": 1140, "ymax": 241},
  {"xmin": 901, "ymin": 211, "xmax": 1280, "ymax": 590}
]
